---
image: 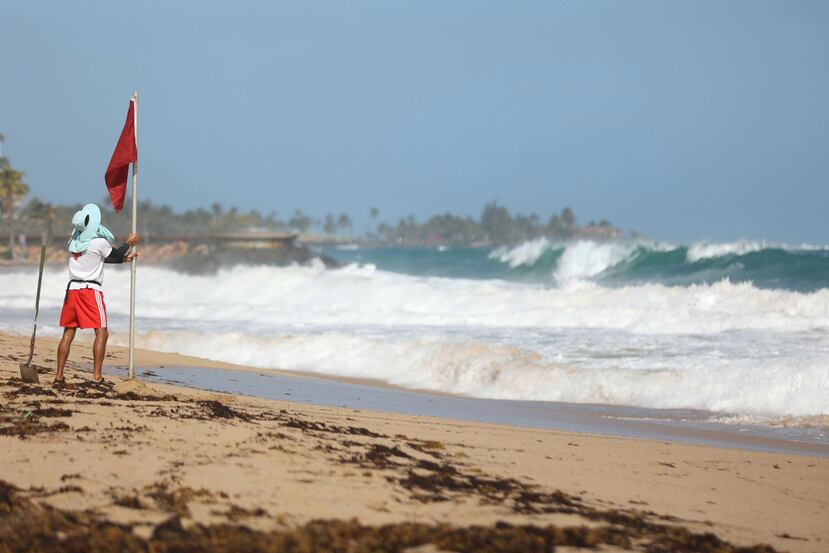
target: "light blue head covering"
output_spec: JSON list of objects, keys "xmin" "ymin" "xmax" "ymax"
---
[{"xmin": 67, "ymin": 203, "xmax": 115, "ymax": 253}]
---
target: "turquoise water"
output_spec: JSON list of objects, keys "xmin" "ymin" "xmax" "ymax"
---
[{"xmin": 323, "ymin": 240, "xmax": 829, "ymax": 292}]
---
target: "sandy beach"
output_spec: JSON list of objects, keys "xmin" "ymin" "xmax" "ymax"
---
[{"xmin": 1, "ymin": 331, "xmax": 828, "ymax": 552}]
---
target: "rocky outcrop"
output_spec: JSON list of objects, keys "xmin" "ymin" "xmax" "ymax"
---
[
  {"xmin": 169, "ymin": 241, "xmax": 337, "ymax": 274},
  {"xmin": 2, "ymin": 241, "xmax": 337, "ymax": 273}
]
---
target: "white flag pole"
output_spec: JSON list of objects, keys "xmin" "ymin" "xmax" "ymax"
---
[{"xmin": 128, "ymin": 91, "xmax": 139, "ymax": 379}]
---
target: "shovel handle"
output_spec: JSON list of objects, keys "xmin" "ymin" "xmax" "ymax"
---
[
  {"xmin": 24, "ymin": 246, "xmax": 46, "ymax": 367},
  {"xmin": 33, "ymin": 245, "xmax": 46, "ymax": 321}
]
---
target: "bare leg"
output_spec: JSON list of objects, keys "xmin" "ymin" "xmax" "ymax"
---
[
  {"xmin": 92, "ymin": 328, "xmax": 109, "ymax": 382},
  {"xmin": 55, "ymin": 327, "xmax": 76, "ymax": 383}
]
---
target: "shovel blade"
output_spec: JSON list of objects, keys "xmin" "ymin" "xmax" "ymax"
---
[{"xmin": 19, "ymin": 363, "xmax": 40, "ymax": 384}]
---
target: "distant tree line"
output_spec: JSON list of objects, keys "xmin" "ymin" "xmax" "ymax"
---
[
  {"xmin": 0, "ymin": 134, "xmax": 31, "ymax": 259},
  {"xmin": 4, "ymin": 196, "xmax": 620, "ymax": 253},
  {"xmin": 374, "ymin": 203, "xmax": 615, "ymax": 246},
  {"xmin": 1, "ymin": 137, "xmax": 623, "ymax": 256},
  {"xmin": 3, "ymin": 196, "xmax": 620, "ymax": 255}
]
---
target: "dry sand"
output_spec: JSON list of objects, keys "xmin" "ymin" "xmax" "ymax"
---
[{"xmin": 1, "ymin": 331, "xmax": 827, "ymax": 552}]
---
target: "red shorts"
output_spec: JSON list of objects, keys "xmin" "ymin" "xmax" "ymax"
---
[{"xmin": 60, "ymin": 289, "xmax": 108, "ymax": 329}]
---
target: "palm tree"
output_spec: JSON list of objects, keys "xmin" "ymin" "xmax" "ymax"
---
[
  {"xmin": 323, "ymin": 214, "xmax": 336, "ymax": 235},
  {"xmin": 368, "ymin": 207, "xmax": 380, "ymax": 237},
  {"xmin": 289, "ymin": 209, "xmax": 312, "ymax": 233},
  {"xmin": 337, "ymin": 213, "xmax": 352, "ymax": 237},
  {"xmin": 24, "ymin": 198, "xmax": 56, "ymax": 247},
  {"xmin": 265, "ymin": 210, "xmax": 282, "ymax": 230},
  {"xmin": 560, "ymin": 207, "xmax": 576, "ymax": 228},
  {"xmin": 0, "ymin": 133, "xmax": 5, "ymax": 158},
  {"xmin": 210, "ymin": 202, "xmax": 223, "ymax": 229},
  {"xmin": 0, "ymin": 156, "xmax": 29, "ymax": 259}
]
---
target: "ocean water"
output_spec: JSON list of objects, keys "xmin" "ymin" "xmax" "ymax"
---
[
  {"xmin": 327, "ymin": 238, "xmax": 829, "ymax": 292},
  {"xmin": 1, "ymin": 239, "xmax": 827, "ymax": 430}
]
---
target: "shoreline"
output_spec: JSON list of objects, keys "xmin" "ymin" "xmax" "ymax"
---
[
  {"xmin": 2, "ymin": 331, "xmax": 829, "ymax": 551},
  {"xmin": 130, "ymin": 364, "xmax": 829, "ymax": 458},
  {"xmin": 5, "ymin": 328, "xmax": 828, "ymax": 455},
  {"xmin": 95, "ymin": 332, "xmax": 829, "ymax": 454}
]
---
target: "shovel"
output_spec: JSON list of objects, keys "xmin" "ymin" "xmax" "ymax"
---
[{"xmin": 19, "ymin": 246, "xmax": 46, "ymax": 384}]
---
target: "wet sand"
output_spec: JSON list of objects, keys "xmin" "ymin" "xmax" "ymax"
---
[
  {"xmin": 126, "ymin": 365, "xmax": 829, "ymax": 457},
  {"xmin": 1, "ymin": 331, "xmax": 828, "ymax": 552}
]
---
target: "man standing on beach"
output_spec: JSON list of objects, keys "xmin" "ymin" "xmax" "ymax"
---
[{"xmin": 54, "ymin": 203, "xmax": 139, "ymax": 386}]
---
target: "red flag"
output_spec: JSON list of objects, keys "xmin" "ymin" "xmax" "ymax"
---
[{"xmin": 105, "ymin": 98, "xmax": 137, "ymax": 212}]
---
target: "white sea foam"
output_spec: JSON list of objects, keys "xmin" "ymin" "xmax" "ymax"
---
[
  {"xmin": 685, "ymin": 241, "xmax": 829, "ymax": 262},
  {"xmin": 792, "ymin": 243, "xmax": 829, "ymax": 252},
  {"xmin": 708, "ymin": 413, "xmax": 829, "ymax": 429},
  {"xmin": 489, "ymin": 239, "xmax": 677, "ymax": 282},
  {"xmin": 1, "ymin": 264, "xmax": 828, "ymax": 335},
  {"xmin": 489, "ymin": 238, "xmax": 555, "ymax": 267},
  {"xmin": 552, "ymin": 241, "xmax": 640, "ymax": 282},
  {"xmin": 1, "ymin": 264, "xmax": 827, "ymax": 417},
  {"xmin": 686, "ymin": 241, "xmax": 768, "ymax": 262},
  {"xmin": 124, "ymin": 329, "xmax": 829, "ymax": 418}
]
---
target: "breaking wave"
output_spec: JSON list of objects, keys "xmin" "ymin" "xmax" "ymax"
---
[
  {"xmin": 2, "ymin": 264, "xmax": 827, "ymax": 334},
  {"xmin": 126, "ymin": 329, "xmax": 829, "ymax": 418},
  {"xmin": 489, "ymin": 239, "xmax": 645, "ymax": 282},
  {"xmin": 1, "ymin": 262, "xmax": 827, "ymax": 419},
  {"xmin": 685, "ymin": 240, "xmax": 768, "ymax": 262},
  {"xmin": 453, "ymin": 239, "xmax": 829, "ymax": 291}
]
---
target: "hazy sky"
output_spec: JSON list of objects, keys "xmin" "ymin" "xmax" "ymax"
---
[{"xmin": 1, "ymin": 1, "xmax": 827, "ymax": 242}]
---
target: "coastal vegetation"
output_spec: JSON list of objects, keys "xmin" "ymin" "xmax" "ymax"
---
[
  {"xmin": 0, "ymin": 138, "xmax": 30, "ymax": 259},
  {"xmin": 3, "ymin": 195, "xmax": 624, "ymax": 251},
  {"xmin": 1, "ymin": 143, "xmax": 624, "ymax": 255}
]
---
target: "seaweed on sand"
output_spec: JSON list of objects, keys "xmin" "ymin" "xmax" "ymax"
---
[
  {"xmin": 0, "ymin": 481, "xmax": 778, "ymax": 553},
  {"xmin": 282, "ymin": 416, "xmax": 386, "ymax": 438},
  {"xmin": 7, "ymin": 384, "xmax": 57, "ymax": 398},
  {"xmin": 0, "ymin": 405, "xmax": 72, "ymax": 438},
  {"xmin": 198, "ymin": 400, "xmax": 251, "ymax": 421},
  {"xmin": 340, "ymin": 443, "xmax": 414, "ymax": 469}
]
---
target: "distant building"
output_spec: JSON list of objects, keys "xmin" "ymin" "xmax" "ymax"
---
[
  {"xmin": 214, "ymin": 228, "xmax": 298, "ymax": 250},
  {"xmin": 577, "ymin": 224, "xmax": 624, "ymax": 239}
]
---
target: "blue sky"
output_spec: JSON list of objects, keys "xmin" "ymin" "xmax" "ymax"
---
[{"xmin": 1, "ymin": 0, "xmax": 827, "ymax": 242}]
